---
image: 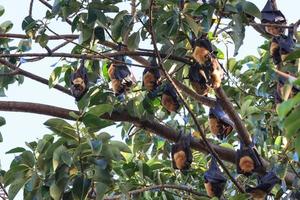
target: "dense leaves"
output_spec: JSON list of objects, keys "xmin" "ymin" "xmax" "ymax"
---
[{"xmin": 0, "ymin": 0, "xmax": 299, "ymax": 199}]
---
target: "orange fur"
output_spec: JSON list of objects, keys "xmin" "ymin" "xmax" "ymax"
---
[
  {"xmin": 211, "ymin": 59, "xmax": 223, "ymax": 88},
  {"xmin": 250, "ymin": 189, "xmax": 267, "ymax": 200},
  {"xmin": 270, "ymin": 41, "xmax": 279, "ymax": 56},
  {"xmin": 192, "ymin": 47, "xmax": 210, "ymax": 64},
  {"xmin": 143, "ymin": 72, "xmax": 156, "ymax": 91},
  {"xmin": 209, "ymin": 117, "xmax": 220, "ymax": 135},
  {"xmin": 265, "ymin": 26, "xmax": 282, "ymax": 36},
  {"xmin": 204, "ymin": 182, "xmax": 215, "ymax": 197},
  {"xmin": 161, "ymin": 94, "xmax": 177, "ymax": 112},
  {"xmin": 111, "ymin": 79, "xmax": 122, "ymax": 94},
  {"xmin": 72, "ymin": 77, "xmax": 86, "ymax": 92},
  {"xmin": 239, "ymin": 156, "xmax": 254, "ymax": 173},
  {"xmin": 108, "ymin": 64, "xmax": 116, "ymax": 80},
  {"xmin": 191, "ymin": 82, "xmax": 209, "ymax": 96},
  {"xmin": 174, "ymin": 150, "xmax": 186, "ymax": 169}
]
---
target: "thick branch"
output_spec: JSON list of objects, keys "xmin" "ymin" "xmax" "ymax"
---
[
  {"xmin": 0, "ymin": 100, "xmax": 296, "ymax": 186},
  {"xmin": 104, "ymin": 184, "xmax": 208, "ymax": 200},
  {"xmin": 0, "ymin": 59, "xmax": 71, "ymax": 95}
]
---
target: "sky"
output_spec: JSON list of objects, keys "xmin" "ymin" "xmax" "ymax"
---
[{"xmin": 0, "ymin": 0, "xmax": 299, "ymax": 198}]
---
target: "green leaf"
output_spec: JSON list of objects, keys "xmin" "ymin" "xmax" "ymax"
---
[
  {"xmin": 183, "ymin": 14, "xmax": 201, "ymax": 36},
  {"xmin": 49, "ymin": 66, "xmax": 62, "ymax": 88},
  {"xmin": 8, "ymin": 178, "xmax": 28, "ymax": 200},
  {"xmin": 18, "ymin": 39, "xmax": 32, "ymax": 52},
  {"xmin": 87, "ymin": 104, "xmax": 114, "ymax": 117},
  {"xmin": 82, "ymin": 114, "xmax": 114, "ymax": 132},
  {"xmin": 140, "ymin": 0, "xmax": 150, "ymax": 11},
  {"xmin": 72, "ymin": 176, "xmax": 91, "ymax": 200},
  {"xmin": 241, "ymin": 1, "xmax": 261, "ymax": 19},
  {"xmin": 22, "ymin": 16, "xmax": 36, "ymax": 31},
  {"xmin": 283, "ymin": 106, "xmax": 300, "ymax": 138},
  {"xmin": 110, "ymin": 141, "xmax": 131, "ymax": 153},
  {"xmin": 277, "ymin": 93, "xmax": 300, "ymax": 120},
  {"xmin": 36, "ymin": 34, "xmax": 49, "ymax": 48},
  {"xmin": 95, "ymin": 182, "xmax": 108, "ymax": 200},
  {"xmin": 0, "ymin": 116, "xmax": 6, "ymax": 126},
  {"xmin": 53, "ymin": 145, "xmax": 71, "ymax": 170},
  {"xmin": 50, "ymin": 183, "xmax": 63, "ymax": 200},
  {"xmin": 0, "ymin": 5, "xmax": 5, "ymax": 17},
  {"xmin": 0, "ymin": 132, "xmax": 2, "ymax": 143},
  {"xmin": 111, "ymin": 10, "xmax": 129, "ymax": 40},
  {"xmin": 94, "ymin": 26, "xmax": 105, "ymax": 42},
  {"xmin": 44, "ymin": 118, "xmax": 78, "ymax": 141},
  {"xmin": 285, "ymin": 49, "xmax": 300, "ymax": 61},
  {"xmin": 102, "ymin": 62, "xmax": 109, "ymax": 81},
  {"xmin": 228, "ymin": 14, "xmax": 245, "ymax": 56},
  {"xmin": 0, "ymin": 20, "xmax": 13, "ymax": 33},
  {"xmin": 127, "ymin": 31, "xmax": 140, "ymax": 51},
  {"xmin": 6, "ymin": 147, "xmax": 26, "ymax": 154}
]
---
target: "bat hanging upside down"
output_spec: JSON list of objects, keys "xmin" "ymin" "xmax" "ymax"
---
[
  {"xmin": 204, "ymin": 157, "xmax": 227, "ymax": 198},
  {"xmin": 171, "ymin": 132, "xmax": 193, "ymax": 171},
  {"xmin": 108, "ymin": 55, "xmax": 134, "ymax": 97},
  {"xmin": 70, "ymin": 60, "xmax": 89, "ymax": 101},
  {"xmin": 261, "ymin": 0, "xmax": 286, "ymax": 36}
]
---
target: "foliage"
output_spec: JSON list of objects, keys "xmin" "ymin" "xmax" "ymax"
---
[{"xmin": 0, "ymin": 0, "xmax": 299, "ymax": 199}]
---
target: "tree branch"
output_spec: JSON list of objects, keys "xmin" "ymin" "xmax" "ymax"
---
[
  {"xmin": 103, "ymin": 184, "xmax": 208, "ymax": 200},
  {"xmin": 0, "ymin": 52, "xmax": 192, "ymax": 66},
  {"xmin": 0, "ymin": 100, "xmax": 296, "ymax": 186},
  {"xmin": 0, "ymin": 33, "xmax": 78, "ymax": 40},
  {"xmin": 0, "ymin": 59, "xmax": 71, "ymax": 95}
]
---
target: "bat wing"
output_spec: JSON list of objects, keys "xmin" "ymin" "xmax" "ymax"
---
[{"xmin": 246, "ymin": 171, "xmax": 281, "ymax": 193}]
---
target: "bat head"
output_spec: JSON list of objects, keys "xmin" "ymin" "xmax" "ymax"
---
[
  {"xmin": 70, "ymin": 62, "xmax": 89, "ymax": 101},
  {"xmin": 208, "ymin": 101, "xmax": 234, "ymax": 139},
  {"xmin": 204, "ymin": 157, "xmax": 227, "ymax": 198},
  {"xmin": 246, "ymin": 171, "xmax": 281, "ymax": 199},
  {"xmin": 236, "ymin": 143, "xmax": 264, "ymax": 176},
  {"xmin": 161, "ymin": 84, "xmax": 179, "ymax": 112},
  {"xmin": 189, "ymin": 63, "xmax": 210, "ymax": 95},
  {"xmin": 171, "ymin": 133, "xmax": 193, "ymax": 171},
  {"xmin": 192, "ymin": 38, "xmax": 214, "ymax": 64}
]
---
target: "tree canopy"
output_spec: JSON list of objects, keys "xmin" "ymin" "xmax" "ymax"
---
[{"xmin": 0, "ymin": 0, "xmax": 300, "ymax": 199}]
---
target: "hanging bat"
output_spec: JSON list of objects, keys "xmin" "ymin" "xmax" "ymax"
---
[
  {"xmin": 171, "ymin": 132, "xmax": 193, "ymax": 171},
  {"xmin": 261, "ymin": 0, "xmax": 286, "ymax": 36},
  {"xmin": 142, "ymin": 58, "xmax": 161, "ymax": 92},
  {"xmin": 208, "ymin": 100, "xmax": 234, "ymax": 140},
  {"xmin": 192, "ymin": 38, "xmax": 214, "ymax": 65},
  {"xmin": 275, "ymin": 76, "xmax": 299, "ymax": 103},
  {"xmin": 279, "ymin": 28, "xmax": 295, "ymax": 64},
  {"xmin": 236, "ymin": 142, "xmax": 264, "ymax": 176},
  {"xmin": 108, "ymin": 55, "xmax": 134, "ymax": 97},
  {"xmin": 204, "ymin": 157, "xmax": 227, "ymax": 198},
  {"xmin": 70, "ymin": 60, "xmax": 89, "ymax": 101},
  {"xmin": 188, "ymin": 63, "xmax": 210, "ymax": 96},
  {"xmin": 161, "ymin": 83, "xmax": 180, "ymax": 113},
  {"xmin": 270, "ymin": 28, "xmax": 295, "ymax": 65},
  {"xmin": 246, "ymin": 171, "xmax": 281, "ymax": 200}
]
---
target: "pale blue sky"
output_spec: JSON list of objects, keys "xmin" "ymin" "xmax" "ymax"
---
[{"xmin": 0, "ymin": 1, "xmax": 299, "ymax": 198}]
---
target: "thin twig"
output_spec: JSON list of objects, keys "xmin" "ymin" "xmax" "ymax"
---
[
  {"xmin": 29, "ymin": 0, "xmax": 34, "ymax": 17},
  {"xmin": 147, "ymin": 0, "xmax": 245, "ymax": 193},
  {"xmin": 103, "ymin": 184, "xmax": 208, "ymax": 200},
  {"xmin": 0, "ymin": 59, "xmax": 71, "ymax": 95}
]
